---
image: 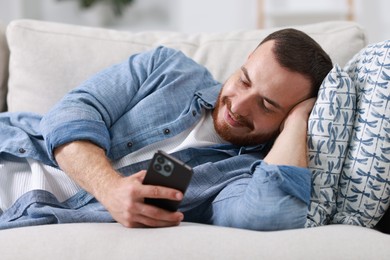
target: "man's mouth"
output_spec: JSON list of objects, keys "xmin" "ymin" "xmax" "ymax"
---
[
  {"xmin": 221, "ymin": 97, "xmax": 254, "ymax": 130},
  {"xmin": 224, "ymin": 108, "xmax": 244, "ymax": 127}
]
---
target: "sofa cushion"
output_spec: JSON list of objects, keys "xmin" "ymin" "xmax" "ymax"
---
[
  {"xmin": 0, "ymin": 20, "xmax": 8, "ymax": 112},
  {"xmin": 0, "ymin": 222, "xmax": 390, "ymax": 260},
  {"xmin": 332, "ymin": 40, "xmax": 390, "ymax": 227},
  {"xmin": 5, "ymin": 19, "xmax": 366, "ymax": 114}
]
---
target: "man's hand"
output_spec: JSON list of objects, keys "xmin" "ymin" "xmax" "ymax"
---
[
  {"xmin": 264, "ymin": 98, "xmax": 316, "ymax": 167},
  {"xmin": 54, "ymin": 141, "xmax": 184, "ymax": 228},
  {"xmin": 280, "ymin": 98, "xmax": 316, "ymax": 132},
  {"xmin": 100, "ymin": 170, "xmax": 184, "ymax": 228}
]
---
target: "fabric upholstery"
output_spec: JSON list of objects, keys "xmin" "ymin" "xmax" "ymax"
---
[
  {"xmin": 333, "ymin": 40, "xmax": 390, "ymax": 227},
  {"xmin": 1, "ymin": 222, "xmax": 390, "ymax": 260},
  {"xmin": 306, "ymin": 41, "xmax": 390, "ymax": 228},
  {"xmin": 306, "ymin": 65, "xmax": 356, "ymax": 227},
  {"xmin": 5, "ymin": 19, "xmax": 366, "ymax": 114}
]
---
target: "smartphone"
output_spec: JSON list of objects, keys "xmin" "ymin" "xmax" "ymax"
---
[{"xmin": 143, "ymin": 150, "xmax": 193, "ymax": 211}]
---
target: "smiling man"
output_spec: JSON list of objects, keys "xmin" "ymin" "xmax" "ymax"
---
[
  {"xmin": 0, "ymin": 28, "xmax": 332, "ymax": 230},
  {"xmin": 213, "ymin": 39, "xmax": 313, "ymax": 145}
]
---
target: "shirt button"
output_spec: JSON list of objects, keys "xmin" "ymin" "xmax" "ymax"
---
[
  {"xmin": 192, "ymin": 110, "xmax": 196, "ymax": 116},
  {"xmin": 127, "ymin": 142, "xmax": 133, "ymax": 148},
  {"xmin": 163, "ymin": 128, "xmax": 170, "ymax": 135},
  {"xmin": 19, "ymin": 148, "xmax": 26, "ymax": 153}
]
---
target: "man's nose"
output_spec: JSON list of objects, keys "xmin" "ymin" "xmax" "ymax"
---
[{"xmin": 231, "ymin": 93, "xmax": 253, "ymax": 116}]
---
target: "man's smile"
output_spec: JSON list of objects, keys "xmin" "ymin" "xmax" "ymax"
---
[
  {"xmin": 221, "ymin": 97, "xmax": 254, "ymax": 130},
  {"xmin": 224, "ymin": 108, "xmax": 244, "ymax": 128}
]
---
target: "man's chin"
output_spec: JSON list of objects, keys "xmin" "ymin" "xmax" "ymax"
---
[{"xmin": 216, "ymin": 128, "xmax": 277, "ymax": 146}]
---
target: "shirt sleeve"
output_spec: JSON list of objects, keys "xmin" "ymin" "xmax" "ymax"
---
[
  {"xmin": 210, "ymin": 161, "xmax": 311, "ymax": 231},
  {"xmin": 39, "ymin": 46, "xmax": 181, "ymax": 165}
]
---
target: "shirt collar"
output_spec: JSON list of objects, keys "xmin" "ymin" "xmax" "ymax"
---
[{"xmin": 196, "ymin": 83, "xmax": 222, "ymax": 109}]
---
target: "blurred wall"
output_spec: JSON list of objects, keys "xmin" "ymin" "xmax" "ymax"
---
[{"xmin": 0, "ymin": 0, "xmax": 389, "ymax": 43}]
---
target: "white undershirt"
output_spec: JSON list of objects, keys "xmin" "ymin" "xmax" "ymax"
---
[{"xmin": 0, "ymin": 111, "xmax": 225, "ymax": 211}]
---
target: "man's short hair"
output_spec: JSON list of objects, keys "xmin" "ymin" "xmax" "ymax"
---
[{"xmin": 259, "ymin": 29, "xmax": 333, "ymax": 97}]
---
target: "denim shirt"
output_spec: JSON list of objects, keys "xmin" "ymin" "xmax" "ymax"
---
[
  {"xmin": 0, "ymin": 47, "xmax": 312, "ymax": 231},
  {"xmin": 0, "ymin": 47, "xmax": 220, "ymax": 165},
  {"xmin": 40, "ymin": 46, "xmax": 221, "ymax": 165}
]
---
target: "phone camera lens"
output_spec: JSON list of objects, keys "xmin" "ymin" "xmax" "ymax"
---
[
  {"xmin": 157, "ymin": 156, "xmax": 165, "ymax": 164},
  {"xmin": 154, "ymin": 164, "xmax": 162, "ymax": 171},
  {"xmin": 164, "ymin": 165, "xmax": 172, "ymax": 172}
]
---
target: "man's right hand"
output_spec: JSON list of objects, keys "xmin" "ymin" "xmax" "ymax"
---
[
  {"xmin": 54, "ymin": 140, "xmax": 184, "ymax": 228},
  {"xmin": 100, "ymin": 170, "xmax": 184, "ymax": 228}
]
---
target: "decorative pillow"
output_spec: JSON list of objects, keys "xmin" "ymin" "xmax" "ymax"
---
[
  {"xmin": 332, "ymin": 40, "xmax": 390, "ymax": 228},
  {"xmin": 305, "ymin": 65, "xmax": 356, "ymax": 227}
]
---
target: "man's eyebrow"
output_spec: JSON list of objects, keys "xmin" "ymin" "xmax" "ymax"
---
[
  {"xmin": 241, "ymin": 66, "xmax": 282, "ymax": 111},
  {"xmin": 241, "ymin": 66, "xmax": 252, "ymax": 84}
]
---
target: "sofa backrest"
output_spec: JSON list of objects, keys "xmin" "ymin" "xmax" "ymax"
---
[
  {"xmin": 4, "ymin": 19, "xmax": 367, "ymax": 114},
  {"xmin": 0, "ymin": 21, "xmax": 9, "ymax": 112}
]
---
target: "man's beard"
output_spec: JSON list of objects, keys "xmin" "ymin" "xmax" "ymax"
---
[{"xmin": 212, "ymin": 90, "xmax": 278, "ymax": 146}]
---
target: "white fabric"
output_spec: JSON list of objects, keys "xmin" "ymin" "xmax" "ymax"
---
[
  {"xmin": 0, "ymin": 158, "xmax": 81, "ymax": 211},
  {"xmin": 113, "ymin": 111, "xmax": 225, "ymax": 169},
  {"xmin": 0, "ymin": 222, "xmax": 389, "ymax": 260}
]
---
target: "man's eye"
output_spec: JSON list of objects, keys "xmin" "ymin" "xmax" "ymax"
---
[
  {"xmin": 260, "ymin": 101, "xmax": 272, "ymax": 113},
  {"xmin": 239, "ymin": 78, "xmax": 250, "ymax": 87},
  {"xmin": 263, "ymin": 105, "xmax": 271, "ymax": 113}
]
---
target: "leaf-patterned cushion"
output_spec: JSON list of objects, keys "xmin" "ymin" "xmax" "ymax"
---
[
  {"xmin": 306, "ymin": 65, "xmax": 356, "ymax": 227},
  {"xmin": 306, "ymin": 40, "xmax": 390, "ymax": 228},
  {"xmin": 332, "ymin": 40, "xmax": 390, "ymax": 227}
]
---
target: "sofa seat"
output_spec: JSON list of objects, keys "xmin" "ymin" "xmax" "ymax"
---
[{"xmin": 1, "ymin": 222, "xmax": 390, "ymax": 259}]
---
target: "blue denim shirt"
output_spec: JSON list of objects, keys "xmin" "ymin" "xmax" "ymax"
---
[
  {"xmin": 0, "ymin": 47, "xmax": 220, "ymax": 166},
  {"xmin": 0, "ymin": 47, "xmax": 311, "ymax": 231}
]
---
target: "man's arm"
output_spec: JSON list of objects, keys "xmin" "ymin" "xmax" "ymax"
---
[
  {"xmin": 54, "ymin": 140, "xmax": 184, "ymax": 228},
  {"xmin": 41, "ymin": 48, "xmax": 190, "ymax": 228},
  {"xmin": 210, "ymin": 99, "xmax": 315, "ymax": 230}
]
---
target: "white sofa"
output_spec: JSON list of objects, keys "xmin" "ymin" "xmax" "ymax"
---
[{"xmin": 0, "ymin": 19, "xmax": 389, "ymax": 259}]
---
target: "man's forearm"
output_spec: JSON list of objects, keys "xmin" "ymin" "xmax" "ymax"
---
[
  {"xmin": 54, "ymin": 140, "xmax": 121, "ymax": 202},
  {"xmin": 264, "ymin": 117, "xmax": 308, "ymax": 167}
]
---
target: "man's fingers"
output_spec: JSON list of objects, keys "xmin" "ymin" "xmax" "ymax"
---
[
  {"xmin": 139, "ymin": 204, "xmax": 183, "ymax": 221},
  {"xmin": 125, "ymin": 201, "xmax": 183, "ymax": 227},
  {"xmin": 128, "ymin": 171, "xmax": 182, "ymax": 201},
  {"xmin": 142, "ymin": 185, "xmax": 183, "ymax": 201},
  {"xmin": 132, "ymin": 214, "xmax": 182, "ymax": 228},
  {"xmin": 132, "ymin": 170, "xmax": 147, "ymax": 182},
  {"xmin": 110, "ymin": 172, "xmax": 184, "ymax": 228}
]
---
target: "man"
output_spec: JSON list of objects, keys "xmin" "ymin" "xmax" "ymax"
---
[{"xmin": 0, "ymin": 28, "xmax": 332, "ymax": 230}]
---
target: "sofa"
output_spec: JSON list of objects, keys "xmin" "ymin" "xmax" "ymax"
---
[{"xmin": 0, "ymin": 19, "xmax": 389, "ymax": 259}]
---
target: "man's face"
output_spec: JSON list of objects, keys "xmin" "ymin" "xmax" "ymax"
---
[{"xmin": 213, "ymin": 40, "xmax": 312, "ymax": 145}]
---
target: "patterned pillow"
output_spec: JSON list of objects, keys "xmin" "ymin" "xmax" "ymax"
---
[
  {"xmin": 305, "ymin": 65, "xmax": 356, "ymax": 227},
  {"xmin": 332, "ymin": 40, "xmax": 390, "ymax": 227}
]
